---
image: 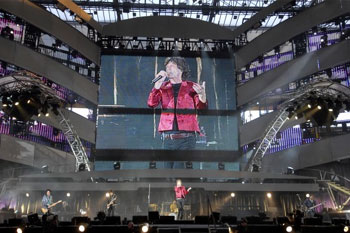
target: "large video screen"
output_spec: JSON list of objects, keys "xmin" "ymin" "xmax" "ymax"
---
[{"xmin": 97, "ymin": 55, "xmax": 239, "ymax": 151}]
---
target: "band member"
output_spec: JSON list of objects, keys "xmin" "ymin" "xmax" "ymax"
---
[
  {"xmin": 106, "ymin": 190, "xmax": 117, "ymax": 217},
  {"xmin": 174, "ymin": 179, "xmax": 191, "ymax": 220},
  {"xmin": 303, "ymin": 195, "xmax": 316, "ymax": 217},
  {"xmin": 42, "ymin": 189, "xmax": 53, "ymax": 215},
  {"xmin": 147, "ymin": 57, "xmax": 208, "ymax": 150},
  {"xmin": 169, "ymin": 200, "xmax": 179, "ymax": 220}
]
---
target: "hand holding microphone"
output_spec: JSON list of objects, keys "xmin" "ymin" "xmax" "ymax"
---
[{"xmin": 153, "ymin": 70, "xmax": 168, "ymax": 89}]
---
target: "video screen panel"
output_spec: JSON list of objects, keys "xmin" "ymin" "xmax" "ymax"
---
[{"xmin": 97, "ymin": 55, "xmax": 239, "ymax": 152}]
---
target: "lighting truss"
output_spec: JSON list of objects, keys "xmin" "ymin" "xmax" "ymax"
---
[
  {"xmin": 0, "ymin": 71, "xmax": 91, "ymax": 172},
  {"xmin": 100, "ymin": 37, "xmax": 240, "ymax": 53},
  {"xmin": 246, "ymin": 77, "xmax": 350, "ymax": 172},
  {"xmin": 56, "ymin": 109, "xmax": 91, "ymax": 172}
]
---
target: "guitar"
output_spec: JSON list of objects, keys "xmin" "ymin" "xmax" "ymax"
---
[
  {"xmin": 305, "ymin": 202, "xmax": 324, "ymax": 213},
  {"xmin": 41, "ymin": 200, "xmax": 62, "ymax": 214},
  {"xmin": 106, "ymin": 196, "xmax": 117, "ymax": 209}
]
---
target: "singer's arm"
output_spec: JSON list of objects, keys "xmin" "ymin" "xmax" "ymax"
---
[{"xmin": 147, "ymin": 88, "xmax": 162, "ymax": 108}]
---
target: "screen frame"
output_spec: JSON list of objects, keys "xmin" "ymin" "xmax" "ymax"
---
[{"xmin": 96, "ymin": 51, "xmax": 241, "ymax": 161}]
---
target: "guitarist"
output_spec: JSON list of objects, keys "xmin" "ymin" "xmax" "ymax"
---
[
  {"xmin": 106, "ymin": 190, "xmax": 117, "ymax": 217},
  {"xmin": 303, "ymin": 195, "xmax": 317, "ymax": 217},
  {"xmin": 42, "ymin": 189, "xmax": 53, "ymax": 215}
]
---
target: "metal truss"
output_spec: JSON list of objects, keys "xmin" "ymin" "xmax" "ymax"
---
[
  {"xmin": 56, "ymin": 109, "xmax": 91, "ymax": 172},
  {"xmin": 0, "ymin": 72, "xmax": 91, "ymax": 172},
  {"xmin": 246, "ymin": 77, "xmax": 350, "ymax": 172},
  {"xmin": 247, "ymin": 109, "xmax": 289, "ymax": 172}
]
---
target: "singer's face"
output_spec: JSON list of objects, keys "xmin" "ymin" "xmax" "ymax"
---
[{"xmin": 166, "ymin": 62, "xmax": 182, "ymax": 80}]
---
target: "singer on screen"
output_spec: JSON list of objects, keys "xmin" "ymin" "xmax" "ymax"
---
[{"xmin": 147, "ymin": 57, "xmax": 207, "ymax": 150}]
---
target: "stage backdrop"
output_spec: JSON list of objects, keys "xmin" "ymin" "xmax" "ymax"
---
[{"xmin": 97, "ymin": 55, "xmax": 239, "ymax": 151}]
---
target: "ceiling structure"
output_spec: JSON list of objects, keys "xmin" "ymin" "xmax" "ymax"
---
[{"xmin": 31, "ymin": 0, "xmax": 317, "ymax": 29}]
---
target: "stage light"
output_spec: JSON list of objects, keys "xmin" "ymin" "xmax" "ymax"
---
[
  {"xmin": 230, "ymin": 192, "xmax": 235, "ymax": 197},
  {"xmin": 329, "ymin": 108, "xmax": 333, "ymax": 112},
  {"xmin": 27, "ymin": 99, "xmax": 31, "ymax": 104},
  {"xmin": 45, "ymin": 112, "xmax": 49, "ymax": 117},
  {"xmin": 307, "ymin": 104, "xmax": 312, "ymax": 109},
  {"xmin": 286, "ymin": 225, "xmax": 293, "ymax": 232},
  {"xmin": 186, "ymin": 161, "xmax": 193, "ymax": 169},
  {"xmin": 241, "ymin": 181, "xmax": 245, "ymax": 184},
  {"xmin": 17, "ymin": 228, "xmax": 23, "ymax": 233},
  {"xmin": 344, "ymin": 226, "xmax": 349, "ymax": 232},
  {"xmin": 26, "ymin": 193, "xmax": 29, "ymax": 197},
  {"xmin": 106, "ymin": 192, "xmax": 110, "ymax": 198},
  {"xmin": 113, "ymin": 161, "xmax": 121, "ymax": 170},
  {"xmin": 317, "ymin": 105, "xmax": 322, "ymax": 110},
  {"xmin": 66, "ymin": 192, "xmax": 71, "ymax": 197},
  {"xmin": 78, "ymin": 224, "xmax": 85, "ymax": 232},
  {"xmin": 141, "ymin": 223, "xmax": 150, "ymax": 233},
  {"xmin": 306, "ymin": 193, "xmax": 310, "ymax": 198},
  {"xmin": 14, "ymin": 101, "xmax": 19, "ymax": 106},
  {"xmin": 294, "ymin": 115, "xmax": 298, "ymax": 120},
  {"xmin": 267, "ymin": 192, "xmax": 272, "ymax": 198},
  {"xmin": 78, "ymin": 163, "xmax": 86, "ymax": 172}
]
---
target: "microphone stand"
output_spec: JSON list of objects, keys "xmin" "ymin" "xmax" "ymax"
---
[{"xmin": 207, "ymin": 194, "xmax": 217, "ymax": 233}]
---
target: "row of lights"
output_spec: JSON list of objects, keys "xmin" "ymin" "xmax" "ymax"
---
[{"xmin": 25, "ymin": 192, "xmax": 71, "ymax": 197}]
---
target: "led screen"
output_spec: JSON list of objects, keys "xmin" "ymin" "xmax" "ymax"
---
[{"xmin": 97, "ymin": 55, "xmax": 239, "ymax": 152}]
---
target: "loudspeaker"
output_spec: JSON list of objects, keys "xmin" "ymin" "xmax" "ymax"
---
[
  {"xmin": 246, "ymin": 216, "xmax": 262, "ymax": 224},
  {"xmin": 220, "ymin": 216, "xmax": 237, "ymax": 224},
  {"xmin": 195, "ymin": 216, "xmax": 209, "ymax": 224},
  {"xmin": 276, "ymin": 216, "xmax": 290, "ymax": 225},
  {"xmin": 105, "ymin": 216, "xmax": 121, "ymax": 225},
  {"xmin": 132, "ymin": 216, "xmax": 148, "ymax": 224},
  {"xmin": 71, "ymin": 216, "xmax": 90, "ymax": 225},
  {"xmin": 331, "ymin": 218, "xmax": 347, "ymax": 225},
  {"xmin": 148, "ymin": 211, "xmax": 160, "ymax": 223},
  {"xmin": 159, "ymin": 216, "xmax": 175, "ymax": 224},
  {"xmin": 28, "ymin": 213, "xmax": 41, "ymax": 225},
  {"xmin": 210, "ymin": 212, "xmax": 220, "ymax": 223},
  {"xmin": 8, "ymin": 218, "xmax": 25, "ymax": 226},
  {"xmin": 303, "ymin": 217, "xmax": 322, "ymax": 225}
]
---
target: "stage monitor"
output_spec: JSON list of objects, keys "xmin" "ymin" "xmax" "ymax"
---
[{"xmin": 96, "ymin": 54, "xmax": 239, "ymax": 160}]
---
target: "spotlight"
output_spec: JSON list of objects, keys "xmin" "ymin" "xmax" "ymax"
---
[
  {"xmin": 78, "ymin": 224, "xmax": 86, "ymax": 232},
  {"xmin": 267, "ymin": 192, "xmax": 272, "ymax": 198},
  {"xmin": 113, "ymin": 161, "xmax": 121, "ymax": 170},
  {"xmin": 106, "ymin": 192, "xmax": 110, "ymax": 198},
  {"xmin": 307, "ymin": 104, "xmax": 312, "ymax": 109},
  {"xmin": 141, "ymin": 223, "xmax": 150, "ymax": 233},
  {"xmin": 241, "ymin": 181, "xmax": 245, "ymax": 184},
  {"xmin": 294, "ymin": 115, "xmax": 298, "ymax": 120},
  {"xmin": 16, "ymin": 228, "xmax": 23, "ymax": 233},
  {"xmin": 344, "ymin": 226, "xmax": 349, "ymax": 232},
  {"xmin": 26, "ymin": 193, "xmax": 30, "ymax": 197},
  {"xmin": 149, "ymin": 161, "xmax": 156, "ymax": 169},
  {"xmin": 230, "ymin": 192, "xmax": 235, "ymax": 197},
  {"xmin": 317, "ymin": 105, "xmax": 322, "ymax": 110},
  {"xmin": 306, "ymin": 193, "xmax": 310, "ymax": 198},
  {"xmin": 78, "ymin": 163, "xmax": 86, "ymax": 172},
  {"xmin": 186, "ymin": 161, "xmax": 193, "ymax": 169},
  {"xmin": 286, "ymin": 225, "xmax": 293, "ymax": 232},
  {"xmin": 66, "ymin": 192, "xmax": 71, "ymax": 197},
  {"xmin": 45, "ymin": 112, "xmax": 49, "ymax": 117},
  {"xmin": 27, "ymin": 99, "xmax": 31, "ymax": 104},
  {"xmin": 329, "ymin": 108, "xmax": 333, "ymax": 112},
  {"xmin": 14, "ymin": 101, "xmax": 19, "ymax": 106}
]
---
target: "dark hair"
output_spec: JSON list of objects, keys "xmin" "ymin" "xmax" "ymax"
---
[
  {"xmin": 164, "ymin": 57, "xmax": 191, "ymax": 80},
  {"xmin": 45, "ymin": 189, "xmax": 51, "ymax": 193}
]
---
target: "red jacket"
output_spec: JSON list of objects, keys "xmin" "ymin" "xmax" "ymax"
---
[
  {"xmin": 174, "ymin": 186, "xmax": 188, "ymax": 199},
  {"xmin": 147, "ymin": 81, "xmax": 208, "ymax": 132}
]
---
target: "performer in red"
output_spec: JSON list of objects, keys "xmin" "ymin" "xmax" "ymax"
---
[
  {"xmin": 147, "ymin": 57, "xmax": 208, "ymax": 150},
  {"xmin": 174, "ymin": 179, "xmax": 191, "ymax": 220}
]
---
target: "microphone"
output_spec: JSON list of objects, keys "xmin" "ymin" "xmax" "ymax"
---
[{"xmin": 151, "ymin": 75, "xmax": 168, "ymax": 84}]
